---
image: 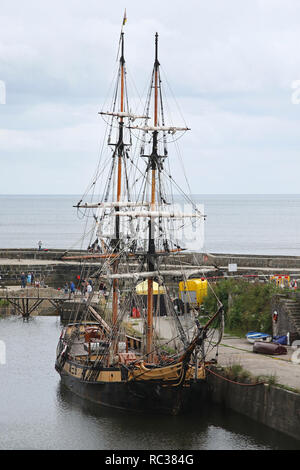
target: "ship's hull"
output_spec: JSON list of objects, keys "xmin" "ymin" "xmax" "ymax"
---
[{"xmin": 56, "ymin": 364, "xmax": 208, "ymax": 415}]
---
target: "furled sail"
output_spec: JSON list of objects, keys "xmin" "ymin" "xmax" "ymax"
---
[
  {"xmin": 128, "ymin": 125, "xmax": 190, "ymax": 134},
  {"xmin": 75, "ymin": 202, "xmax": 150, "ymax": 209},
  {"xmin": 99, "ymin": 111, "xmax": 150, "ymax": 121},
  {"xmin": 116, "ymin": 210, "xmax": 204, "ymax": 218},
  {"xmin": 101, "ymin": 268, "xmax": 203, "ymax": 280}
]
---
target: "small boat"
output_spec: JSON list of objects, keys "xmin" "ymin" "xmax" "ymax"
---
[
  {"xmin": 273, "ymin": 335, "xmax": 287, "ymax": 345},
  {"xmin": 246, "ymin": 331, "xmax": 272, "ymax": 344},
  {"xmin": 253, "ymin": 341, "xmax": 287, "ymax": 355}
]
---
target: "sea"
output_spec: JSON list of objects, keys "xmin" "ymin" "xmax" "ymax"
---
[{"xmin": 0, "ymin": 194, "xmax": 300, "ymax": 255}]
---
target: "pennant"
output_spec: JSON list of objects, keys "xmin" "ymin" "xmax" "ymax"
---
[{"xmin": 123, "ymin": 9, "xmax": 127, "ymax": 26}]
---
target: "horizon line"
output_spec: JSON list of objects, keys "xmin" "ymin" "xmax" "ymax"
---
[{"xmin": 0, "ymin": 193, "xmax": 300, "ymax": 197}]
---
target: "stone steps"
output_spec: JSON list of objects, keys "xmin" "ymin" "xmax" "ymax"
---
[{"xmin": 283, "ymin": 299, "xmax": 300, "ymax": 335}]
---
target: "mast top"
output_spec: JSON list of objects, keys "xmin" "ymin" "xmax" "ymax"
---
[
  {"xmin": 155, "ymin": 32, "xmax": 159, "ymax": 69},
  {"xmin": 120, "ymin": 31, "xmax": 125, "ymax": 65}
]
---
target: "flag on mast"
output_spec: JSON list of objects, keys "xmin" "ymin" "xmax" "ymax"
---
[
  {"xmin": 123, "ymin": 9, "xmax": 127, "ymax": 26},
  {"xmin": 116, "ymin": 10, "xmax": 127, "ymax": 61}
]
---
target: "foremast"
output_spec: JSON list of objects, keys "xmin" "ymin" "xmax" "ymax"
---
[
  {"xmin": 112, "ymin": 32, "xmax": 125, "ymax": 341},
  {"xmin": 111, "ymin": 31, "xmax": 126, "ymax": 356}
]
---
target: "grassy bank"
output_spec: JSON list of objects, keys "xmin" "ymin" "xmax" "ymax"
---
[
  {"xmin": 217, "ymin": 363, "xmax": 300, "ymax": 394},
  {"xmin": 202, "ymin": 279, "xmax": 281, "ymax": 336}
]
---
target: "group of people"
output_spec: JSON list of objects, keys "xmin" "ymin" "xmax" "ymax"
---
[
  {"xmin": 21, "ymin": 272, "xmax": 108, "ymax": 299},
  {"xmin": 64, "ymin": 279, "xmax": 108, "ymax": 300},
  {"xmin": 62, "ymin": 279, "xmax": 95, "ymax": 299},
  {"xmin": 81, "ymin": 279, "xmax": 93, "ymax": 297},
  {"xmin": 20, "ymin": 272, "xmax": 38, "ymax": 288},
  {"xmin": 63, "ymin": 281, "xmax": 76, "ymax": 295}
]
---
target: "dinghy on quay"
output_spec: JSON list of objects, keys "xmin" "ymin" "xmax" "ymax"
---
[{"xmin": 246, "ymin": 331, "xmax": 272, "ymax": 344}]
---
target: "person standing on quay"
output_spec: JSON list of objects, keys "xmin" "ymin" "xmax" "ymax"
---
[
  {"xmin": 38, "ymin": 240, "xmax": 42, "ymax": 251},
  {"xmin": 27, "ymin": 272, "xmax": 32, "ymax": 285},
  {"xmin": 70, "ymin": 281, "xmax": 75, "ymax": 295},
  {"xmin": 21, "ymin": 272, "xmax": 26, "ymax": 288},
  {"xmin": 86, "ymin": 282, "xmax": 93, "ymax": 299}
]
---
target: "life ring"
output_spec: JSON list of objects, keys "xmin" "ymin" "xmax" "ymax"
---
[{"xmin": 273, "ymin": 311, "xmax": 278, "ymax": 323}]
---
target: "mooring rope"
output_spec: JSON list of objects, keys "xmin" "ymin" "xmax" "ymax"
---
[{"xmin": 205, "ymin": 366, "xmax": 265, "ymax": 387}]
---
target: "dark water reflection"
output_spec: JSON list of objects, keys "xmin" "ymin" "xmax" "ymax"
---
[{"xmin": 0, "ymin": 316, "xmax": 299, "ymax": 450}]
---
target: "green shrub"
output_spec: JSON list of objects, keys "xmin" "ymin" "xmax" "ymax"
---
[
  {"xmin": 202, "ymin": 279, "xmax": 279, "ymax": 335},
  {"xmin": 224, "ymin": 363, "xmax": 253, "ymax": 382}
]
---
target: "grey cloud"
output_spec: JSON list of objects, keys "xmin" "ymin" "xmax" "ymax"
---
[{"xmin": 1, "ymin": 0, "xmax": 300, "ymax": 194}]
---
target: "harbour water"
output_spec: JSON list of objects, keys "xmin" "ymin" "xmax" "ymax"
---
[
  {"xmin": 0, "ymin": 316, "xmax": 299, "ymax": 450},
  {"xmin": 1, "ymin": 194, "xmax": 300, "ymax": 255}
]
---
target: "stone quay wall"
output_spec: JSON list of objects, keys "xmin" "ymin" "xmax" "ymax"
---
[
  {"xmin": 207, "ymin": 369, "xmax": 300, "ymax": 441},
  {"xmin": 1, "ymin": 249, "xmax": 300, "ymax": 289}
]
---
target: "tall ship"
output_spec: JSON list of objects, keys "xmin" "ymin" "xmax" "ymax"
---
[{"xmin": 55, "ymin": 19, "xmax": 224, "ymax": 414}]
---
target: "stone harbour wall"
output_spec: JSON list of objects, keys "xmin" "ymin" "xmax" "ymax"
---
[
  {"xmin": 0, "ymin": 263, "xmax": 82, "ymax": 288},
  {"xmin": 207, "ymin": 369, "xmax": 300, "ymax": 441}
]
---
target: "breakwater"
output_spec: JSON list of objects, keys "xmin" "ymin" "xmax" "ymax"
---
[
  {"xmin": 0, "ymin": 249, "xmax": 85, "ymax": 288},
  {"xmin": 1, "ymin": 249, "xmax": 300, "ymax": 289},
  {"xmin": 188, "ymin": 252, "xmax": 300, "ymax": 271}
]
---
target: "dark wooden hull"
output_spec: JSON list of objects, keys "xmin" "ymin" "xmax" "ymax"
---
[{"xmin": 56, "ymin": 365, "xmax": 208, "ymax": 415}]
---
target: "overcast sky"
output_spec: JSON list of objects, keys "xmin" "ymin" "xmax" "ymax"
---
[{"xmin": 1, "ymin": 0, "xmax": 300, "ymax": 194}]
